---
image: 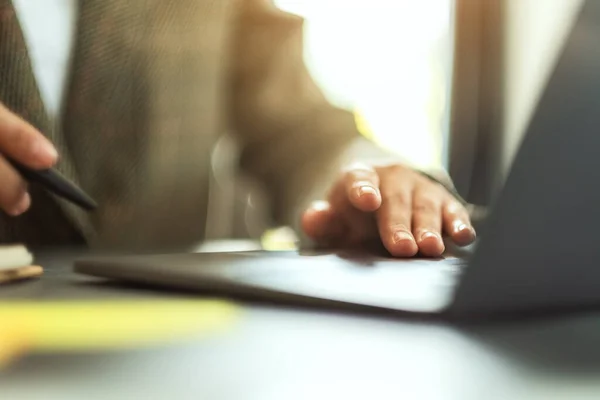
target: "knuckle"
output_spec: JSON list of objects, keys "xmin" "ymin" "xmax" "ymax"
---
[
  {"xmin": 445, "ymin": 201, "xmax": 465, "ymax": 215},
  {"xmin": 388, "ymin": 223, "xmax": 411, "ymax": 233},
  {"xmin": 11, "ymin": 126, "xmax": 33, "ymax": 152},
  {"xmin": 0, "ymin": 161, "xmax": 26, "ymax": 205},
  {"xmin": 416, "ymin": 174, "xmax": 444, "ymax": 190},
  {"xmin": 383, "ymin": 190, "xmax": 410, "ymax": 207},
  {"xmin": 414, "ymin": 197, "xmax": 438, "ymax": 213},
  {"xmin": 376, "ymin": 202, "xmax": 409, "ymax": 224},
  {"xmin": 1, "ymin": 117, "xmax": 21, "ymax": 140},
  {"xmin": 381, "ymin": 163, "xmax": 409, "ymax": 177},
  {"xmin": 0, "ymin": 182, "xmax": 26, "ymax": 209},
  {"xmin": 445, "ymin": 201, "xmax": 470, "ymax": 221},
  {"xmin": 1, "ymin": 119, "xmax": 33, "ymax": 154}
]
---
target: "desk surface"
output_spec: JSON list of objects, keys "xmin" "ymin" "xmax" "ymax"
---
[{"xmin": 2, "ymin": 248, "xmax": 600, "ymax": 400}]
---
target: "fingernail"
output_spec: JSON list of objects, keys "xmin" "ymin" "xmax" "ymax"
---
[
  {"xmin": 9, "ymin": 193, "xmax": 31, "ymax": 216},
  {"xmin": 358, "ymin": 186, "xmax": 377, "ymax": 197},
  {"xmin": 393, "ymin": 231, "xmax": 413, "ymax": 244},
  {"xmin": 420, "ymin": 231, "xmax": 440, "ymax": 241},
  {"xmin": 453, "ymin": 221, "xmax": 473, "ymax": 234},
  {"xmin": 32, "ymin": 139, "xmax": 58, "ymax": 162}
]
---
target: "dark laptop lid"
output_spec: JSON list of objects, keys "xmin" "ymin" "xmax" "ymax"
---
[{"xmin": 450, "ymin": 0, "xmax": 600, "ymax": 316}]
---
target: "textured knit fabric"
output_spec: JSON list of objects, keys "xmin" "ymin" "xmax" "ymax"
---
[{"xmin": 0, "ymin": 0, "xmax": 366, "ymax": 251}]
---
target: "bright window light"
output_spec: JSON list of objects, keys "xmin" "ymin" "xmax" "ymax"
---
[{"xmin": 276, "ymin": 0, "xmax": 454, "ymax": 170}]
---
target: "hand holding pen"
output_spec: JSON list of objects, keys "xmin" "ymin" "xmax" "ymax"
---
[{"xmin": 0, "ymin": 102, "xmax": 96, "ymax": 214}]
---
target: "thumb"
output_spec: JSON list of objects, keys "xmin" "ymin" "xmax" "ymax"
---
[{"xmin": 301, "ymin": 200, "xmax": 345, "ymax": 242}]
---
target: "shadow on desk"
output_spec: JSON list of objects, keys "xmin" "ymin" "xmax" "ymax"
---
[{"xmin": 461, "ymin": 314, "xmax": 600, "ymax": 375}]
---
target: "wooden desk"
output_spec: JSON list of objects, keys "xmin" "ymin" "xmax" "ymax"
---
[{"xmin": 1, "ymin": 248, "xmax": 600, "ymax": 400}]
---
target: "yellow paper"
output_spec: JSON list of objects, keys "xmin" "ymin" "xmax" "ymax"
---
[
  {"xmin": 0, "ymin": 326, "xmax": 28, "ymax": 368},
  {"xmin": 0, "ymin": 299, "xmax": 238, "ymax": 355}
]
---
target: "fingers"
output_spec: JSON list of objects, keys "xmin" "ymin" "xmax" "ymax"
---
[
  {"xmin": 0, "ymin": 102, "xmax": 57, "ymax": 216},
  {"xmin": 412, "ymin": 187, "xmax": 445, "ymax": 257},
  {"xmin": 0, "ymin": 103, "xmax": 57, "ymax": 169},
  {"xmin": 342, "ymin": 163, "xmax": 381, "ymax": 212},
  {"xmin": 302, "ymin": 163, "xmax": 476, "ymax": 258},
  {"xmin": 301, "ymin": 201, "xmax": 345, "ymax": 243},
  {"xmin": 325, "ymin": 177, "xmax": 378, "ymax": 244},
  {"xmin": 302, "ymin": 163, "xmax": 384, "ymax": 247},
  {"xmin": 0, "ymin": 156, "xmax": 30, "ymax": 216},
  {"xmin": 376, "ymin": 172, "xmax": 418, "ymax": 257},
  {"xmin": 443, "ymin": 201, "xmax": 476, "ymax": 246}
]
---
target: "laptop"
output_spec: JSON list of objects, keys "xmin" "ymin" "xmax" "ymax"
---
[{"xmin": 75, "ymin": 0, "xmax": 600, "ymax": 318}]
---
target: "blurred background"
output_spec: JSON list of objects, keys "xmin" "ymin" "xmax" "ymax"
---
[{"xmin": 275, "ymin": 0, "xmax": 454, "ymax": 171}]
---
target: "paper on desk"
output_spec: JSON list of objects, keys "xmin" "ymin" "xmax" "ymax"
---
[
  {"xmin": 0, "ymin": 326, "xmax": 28, "ymax": 369},
  {"xmin": 0, "ymin": 299, "xmax": 238, "ymax": 367}
]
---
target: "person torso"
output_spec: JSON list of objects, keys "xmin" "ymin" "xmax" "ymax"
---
[{"xmin": 0, "ymin": 0, "xmax": 241, "ymax": 250}]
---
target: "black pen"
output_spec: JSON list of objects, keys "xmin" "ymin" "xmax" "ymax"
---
[{"xmin": 8, "ymin": 159, "xmax": 97, "ymax": 211}]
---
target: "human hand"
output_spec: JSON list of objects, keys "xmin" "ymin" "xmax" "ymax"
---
[
  {"xmin": 301, "ymin": 163, "xmax": 476, "ymax": 257},
  {"xmin": 0, "ymin": 102, "xmax": 58, "ymax": 215}
]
